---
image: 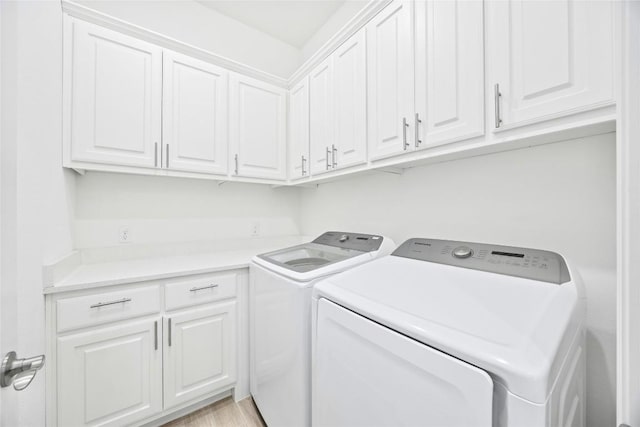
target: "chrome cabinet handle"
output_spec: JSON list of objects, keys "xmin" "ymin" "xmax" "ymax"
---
[
  {"xmin": 402, "ymin": 117, "xmax": 409, "ymax": 150},
  {"xmin": 154, "ymin": 142, "xmax": 158, "ymax": 167},
  {"xmin": 301, "ymin": 155, "xmax": 307, "ymax": 176},
  {"xmin": 414, "ymin": 113, "xmax": 422, "ymax": 148},
  {"xmin": 190, "ymin": 284, "xmax": 219, "ymax": 292},
  {"xmin": 168, "ymin": 318, "xmax": 172, "ymax": 347},
  {"xmin": 166, "ymin": 144, "xmax": 170, "ymax": 168},
  {"xmin": 154, "ymin": 321, "xmax": 158, "ymax": 350},
  {"xmin": 234, "ymin": 154, "xmax": 239, "ymax": 175},
  {"xmin": 90, "ymin": 298, "xmax": 131, "ymax": 309},
  {"xmin": 332, "ymin": 144, "xmax": 337, "ymax": 168},
  {"xmin": 494, "ymin": 84, "xmax": 502, "ymax": 128},
  {"xmin": 326, "ymin": 147, "xmax": 331, "ymax": 170}
]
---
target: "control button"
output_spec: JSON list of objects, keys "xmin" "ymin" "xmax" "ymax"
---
[
  {"xmin": 452, "ymin": 246, "xmax": 473, "ymax": 259},
  {"xmin": 339, "ymin": 234, "xmax": 349, "ymax": 243}
]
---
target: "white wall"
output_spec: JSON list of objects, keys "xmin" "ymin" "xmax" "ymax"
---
[
  {"xmin": 299, "ymin": 133, "xmax": 617, "ymax": 427},
  {"xmin": 74, "ymin": 172, "xmax": 300, "ymax": 248},
  {"xmin": 74, "ymin": 0, "xmax": 302, "ymax": 78},
  {"xmin": 301, "ymin": 0, "xmax": 368, "ymax": 61},
  {"xmin": 1, "ymin": 1, "xmax": 76, "ymax": 425}
]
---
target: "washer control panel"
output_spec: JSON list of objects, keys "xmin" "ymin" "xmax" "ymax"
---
[
  {"xmin": 313, "ymin": 232, "xmax": 384, "ymax": 252},
  {"xmin": 392, "ymin": 238, "xmax": 570, "ymax": 284}
]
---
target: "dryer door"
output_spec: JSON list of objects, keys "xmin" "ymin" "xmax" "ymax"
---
[{"xmin": 313, "ymin": 298, "xmax": 494, "ymax": 427}]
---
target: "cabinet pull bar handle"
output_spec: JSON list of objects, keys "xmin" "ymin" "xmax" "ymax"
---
[
  {"xmin": 154, "ymin": 142, "xmax": 158, "ymax": 167},
  {"xmin": 168, "ymin": 318, "xmax": 172, "ymax": 347},
  {"xmin": 166, "ymin": 144, "xmax": 170, "ymax": 168},
  {"xmin": 154, "ymin": 321, "xmax": 158, "ymax": 350},
  {"xmin": 332, "ymin": 144, "xmax": 337, "ymax": 168},
  {"xmin": 301, "ymin": 155, "xmax": 307, "ymax": 176},
  {"xmin": 326, "ymin": 147, "xmax": 331, "ymax": 170},
  {"xmin": 414, "ymin": 113, "xmax": 422, "ymax": 148},
  {"xmin": 402, "ymin": 117, "xmax": 409, "ymax": 150},
  {"xmin": 234, "ymin": 154, "xmax": 239, "ymax": 175},
  {"xmin": 494, "ymin": 84, "xmax": 502, "ymax": 128},
  {"xmin": 90, "ymin": 298, "xmax": 131, "ymax": 309},
  {"xmin": 190, "ymin": 284, "xmax": 219, "ymax": 292}
]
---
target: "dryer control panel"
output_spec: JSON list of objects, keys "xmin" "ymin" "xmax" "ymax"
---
[
  {"xmin": 392, "ymin": 238, "xmax": 571, "ymax": 284},
  {"xmin": 313, "ymin": 232, "xmax": 384, "ymax": 252}
]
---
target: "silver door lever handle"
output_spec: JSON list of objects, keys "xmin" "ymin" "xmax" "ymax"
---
[{"xmin": 1, "ymin": 351, "xmax": 45, "ymax": 391}]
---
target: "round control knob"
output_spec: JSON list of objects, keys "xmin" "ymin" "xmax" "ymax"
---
[
  {"xmin": 452, "ymin": 246, "xmax": 473, "ymax": 259},
  {"xmin": 339, "ymin": 234, "xmax": 349, "ymax": 242}
]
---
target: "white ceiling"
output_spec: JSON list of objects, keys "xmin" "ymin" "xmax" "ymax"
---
[{"xmin": 196, "ymin": 0, "xmax": 346, "ymax": 48}]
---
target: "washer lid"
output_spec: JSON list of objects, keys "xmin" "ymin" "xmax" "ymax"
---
[
  {"xmin": 313, "ymin": 255, "xmax": 584, "ymax": 404},
  {"xmin": 258, "ymin": 243, "xmax": 365, "ymax": 273}
]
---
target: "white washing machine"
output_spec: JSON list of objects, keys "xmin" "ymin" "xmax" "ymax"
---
[
  {"xmin": 312, "ymin": 238, "xmax": 586, "ymax": 427},
  {"xmin": 250, "ymin": 231, "xmax": 395, "ymax": 427}
]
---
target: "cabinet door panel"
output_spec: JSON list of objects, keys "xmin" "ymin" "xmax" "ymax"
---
[
  {"xmin": 366, "ymin": 0, "xmax": 414, "ymax": 161},
  {"xmin": 230, "ymin": 75, "xmax": 287, "ymax": 180},
  {"xmin": 289, "ymin": 77, "xmax": 310, "ymax": 180},
  {"xmin": 164, "ymin": 301, "xmax": 237, "ymax": 409},
  {"xmin": 334, "ymin": 30, "xmax": 367, "ymax": 169},
  {"xmin": 415, "ymin": 0, "xmax": 484, "ymax": 147},
  {"xmin": 487, "ymin": 0, "xmax": 614, "ymax": 130},
  {"xmin": 57, "ymin": 319, "xmax": 162, "ymax": 426},
  {"xmin": 309, "ymin": 59, "xmax": 334, "ymax": 175},
  {"xmin": 69, "ymin": 20, "xmax": 161, "ymax": 167},
  {"xmin": 163, "ymin": 51, "xmax": 228, "ymax": 175}
]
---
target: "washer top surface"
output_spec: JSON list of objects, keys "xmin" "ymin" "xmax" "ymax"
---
[
  {"xmin": 313, "ymin": 238, "xmax": 585, "ymax": 404},
  {"xmin": 253, "ymin": 232, "xmax": 393, "ymax": 282}
]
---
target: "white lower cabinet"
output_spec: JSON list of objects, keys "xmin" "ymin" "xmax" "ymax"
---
[
  {"xmin": 48, "ymin": 271, "xmax": 241, "ymax": 426},
  {"xmin": 57, "ymin": 318, "xmax": 163, "ymax": 427},
  {"xmin": 164, "ymin": 301, "xmax": 237, "ymax": 409}
]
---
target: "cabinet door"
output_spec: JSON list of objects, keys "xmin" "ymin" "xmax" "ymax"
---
[
  {"xmin": 288, "ymin": 77, "xmax": 310, "ymax": 180},
  {"xmin": 333, "ymin": 29, "xmax": 367, "ymax": 169},
  {"xmin": 163, "ymin": 51, "xmax": 228, "ymax": 175},
  {"xmin": 164, "ymin": 301, "xmax": 237, "ymax": 409},
  {"xmin": 487, "ymin": 0, "xmax": 614, "ymax": 131},
  {"xmin": 68, "ymin": 19, "xmax": 162, "ymax": 168},
  {"xmin": 230, "ymin": 74, "xmax": 287, "ymax": 180},
  {"xmin": 415, "ymin": 0, "xmax": 484, "ymax": 148},
  {"xmin": 309, "ymin": 58, "xmax": 334, "ymax": 175},
  {"xmin": 57, "ymin": 319, "xmax": 162, "ymax": 426},
  {"xmin": 366, "ymin": 0, "xmax": 414, "ymax": 161}
]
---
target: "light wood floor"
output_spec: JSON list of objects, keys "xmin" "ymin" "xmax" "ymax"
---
[{"xmin": 162, "ymin": 397, "xmax": 266, "ymax": 427}]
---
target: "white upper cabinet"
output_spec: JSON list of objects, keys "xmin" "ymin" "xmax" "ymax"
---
[
  {"xmin": 66, "ymin": 19, "xmax": 162, "ymax": 168},
  {"xmin": 487, "ymin": 0, "xmax": 614, "ymax": 131},
  {"xmin": 289, "ymin": 77, "xmax": 310, "ymax": 180},
  {"xmin": 414, "ymin": 0, "xmax": 484, "ymax": 148},
  {"xmin": 366, "ymin": 0, "xmax": 415, "ymax": 161},
  {"xmin": 309, "ymin": 58, "xmax": 334, "ymax": 175},
  {"xmin": 333, "ymin": 30, "xmax": 368, "ymax": 169},
  {"xmin": 308, "ymin": 28, "xmax": 367, "ymax": 176},
  {"xmin": 163, "ymin": 51, "xmax": 229, "ymax": 175},
  {"xmin": 230, "ymin": 74, "xmax": 287, "ymax": 180}
]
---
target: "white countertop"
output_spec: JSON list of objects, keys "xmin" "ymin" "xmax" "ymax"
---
[{"xmin": 44, "ymin": 236, "xmax": 307, "ymax": 295}]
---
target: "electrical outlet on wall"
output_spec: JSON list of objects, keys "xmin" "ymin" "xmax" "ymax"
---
[
  {"xmin": 251, "ymin": 222, "xmax": 260, "ymax": 237},
  {"xmin": 119, "ymin": 226, "xmax": 132, "ymax": 243}
]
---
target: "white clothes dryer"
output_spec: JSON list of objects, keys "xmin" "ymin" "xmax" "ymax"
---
[
  {"xmin": 312, "ymin": 238, "xmax": 585, "ymax": 427},
  {"xmin": 250, "ymin": 231, "xmax": 395, "ymax": 427}
]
